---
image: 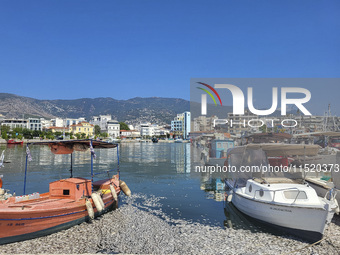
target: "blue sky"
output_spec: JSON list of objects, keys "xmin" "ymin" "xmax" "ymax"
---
[{"xmin": 0, "ymin": 1, "xmax": 339, "ymax": 108}]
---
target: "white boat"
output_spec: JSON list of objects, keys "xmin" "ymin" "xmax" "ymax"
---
[{"xmin": 226, "ymin": 144, "xmax": 338, "ymax": 242}]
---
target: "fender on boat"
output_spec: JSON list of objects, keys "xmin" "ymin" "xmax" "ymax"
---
[
  {"xmin": 119, "ymin": 180, "xmax": 131, "ymax": 197},
  {"xmin": 91, "ymin": 193, "xmax": 104, "ymax": 213},
  {"xmin": 227, "ymin": 194, "xmax": 233, "ymax": 202},
  {"xmin": 85, "ymin": 199, "xmax": 94, "ymax": 220},
  {"xmin": 110, "ymin": 184, "xmax": 118, "ymax": 201}
]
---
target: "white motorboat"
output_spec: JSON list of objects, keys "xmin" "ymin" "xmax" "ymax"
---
[{"xmin": 225, "ymin": 144, "xmax": 338, "ymax": 242}]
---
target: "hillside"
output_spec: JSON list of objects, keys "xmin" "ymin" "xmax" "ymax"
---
[{"xmin": 0, "ymin": 93, "xmax": 190, "ymax": 125}]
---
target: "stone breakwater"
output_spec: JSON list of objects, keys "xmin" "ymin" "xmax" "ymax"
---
[{"xmin": 1, "ymin": 194, "xmax": 340, "ymax": 254}]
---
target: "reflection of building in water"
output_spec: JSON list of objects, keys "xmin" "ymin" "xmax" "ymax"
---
[
  {"xmin": 200, "ymin": 176, "xmax": 225, "ymax": 202},
  {"xmin": 171, "ymin": 143, "xmax": 191, "ymax": 173},
  {"xmin": 120, "ymin": 143, "xmax": 168, "ymax": 164},
  {"xmin": 27, "ymin": 146, "xmax": 119, "ymax": 173}
]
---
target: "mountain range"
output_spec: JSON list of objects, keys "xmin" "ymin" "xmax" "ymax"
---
[
  {"xmin": 0, "ymin": 93, "xmax": 190, "ymax": 125},
  {"xmin": 0, "ymin": 93, "xmax": 296, "ymax": 126}
]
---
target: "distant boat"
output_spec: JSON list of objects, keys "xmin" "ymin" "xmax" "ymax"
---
[
  {"xmin": 152, "ymin": 137, "xmax": 158, "ymax": 143},
  {"xmin": 7, "ymin": 140, "xmax": 23, "ymax": 145}
]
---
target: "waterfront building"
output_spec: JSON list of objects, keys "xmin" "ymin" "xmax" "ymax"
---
[
  {"xmin": 40, "ymin": 118, "xmax": 53, "ymax": 130},
  {"xmin": 227, "ymin": 110, "xmax": 259, "ymax": 135},
  {"xmin": 70, "ymin": 122, "xmax": 94, "ymax": 137},
  {"xmin": 27, "ymin": 118, "xmax": 42, "ymax": 131},
  {"xmin": 91, "ymin": 115, "xmax": 112, "ymax": 132},
  {"xmin": 107, "ymin": 120, "xmax": 120, "ymax": 138},
  {"xmin": 120, "ymin": 130, "xmax": 140, "ymax": 138},
  {"xmin": 192, "ymin": 115, "xmax": 218, "ymax": 132},
  {"xmin": 140, "ymin": 123, "xmax": 155, "ymax": 137},
  {"xmin": 65, "ymin": 118, "xmax": 86, "ymax": 127},
  {"xmin": 47, "ymin": 126, "xmax": 71, "ymax": 133},
  {"xmin": 171, "ymin": 111, "xmax": 191, "ymax": 139},
  {"xmin": 0, "ymin": 118, "xmax": 28, "ymax": 130}
]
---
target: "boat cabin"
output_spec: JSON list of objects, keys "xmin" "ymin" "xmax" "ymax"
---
[
  {"xmin": 244, "ymin": 179, "xmax": 322, "ymax": 206},
  {"xmin": 49, "ymin": 177, "xmax": 92, "ymax": 200}
]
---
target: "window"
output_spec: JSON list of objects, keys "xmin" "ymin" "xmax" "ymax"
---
[
  {"xmin": 283, "ymin": 190, "xmax": 307, "ymax": 200},
  {"xmin": 63, "ymin": 190, "xmax": 70, "ymax": 195}
]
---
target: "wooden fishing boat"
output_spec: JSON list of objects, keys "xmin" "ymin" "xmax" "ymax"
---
[
  {"xmin": 7, "ymin": 139, "xmax": 24, "ymax": 145},
  {"xmin": 0, "ymin": 139, "xmax": 131, "ymax": 245}
]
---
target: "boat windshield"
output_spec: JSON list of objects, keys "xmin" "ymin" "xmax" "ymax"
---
[
  {"xmin": 227, "ymin": 145, "xmax": 312, "ymax": 187},
  {"xmin": 228, "ymin": 147, "xmax": 268, "ymax": 187}
]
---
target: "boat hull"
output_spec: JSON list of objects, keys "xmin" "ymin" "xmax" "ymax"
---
[
  {"xmin": 232, "ymin": 191, "xmax": 334, "ymax": 242},
  {"xmin": 0, "ymin": 194, "xmax": 117, "ymax": 245}
]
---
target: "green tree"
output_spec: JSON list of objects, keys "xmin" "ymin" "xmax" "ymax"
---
[
  {"xmin": 54, "ymin": 131, "xmax": 63, "ymax": 137},
  {"xmin": 32, "ymin": 130, "xmax": 41, "ymax": 138},
  {"xmin": 23, "ymin": 128, "xmax": 33, "ymax": 139},
  {"xmin": 1, "ymin": 125, "xmax": 10, "ymax": 139},
  {"xmin": 119, "ymin": 122, "xmax": 129, "ymax": 130},
  {"xmin": 94, "ymin": 125, "xmax": 101, "ymax": 136},
  {"xmin": 46, "ymin": 133, "xmax": 55, "ymax": 140}
]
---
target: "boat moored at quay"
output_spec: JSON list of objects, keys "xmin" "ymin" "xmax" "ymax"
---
[
  {"xmin": 0, "ymin": 139, "xmax": 131, "ymax": 245},
  {"xmin": 225, "ymin": 144, "xmax": 339, "ymax": 243}
]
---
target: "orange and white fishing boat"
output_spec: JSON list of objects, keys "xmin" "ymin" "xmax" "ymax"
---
[{"xmin": 0, "ymin": 139, "xmax": 131, "ymax": 245}]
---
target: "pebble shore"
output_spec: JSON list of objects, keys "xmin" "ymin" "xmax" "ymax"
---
[{"xmin": 1, "ymin": 193, "xmax": 340, "ymax": 254}]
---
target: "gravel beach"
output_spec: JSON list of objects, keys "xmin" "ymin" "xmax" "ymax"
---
[{"xmin": 1, "ymin": 193, "xmax": 339, "ymax": 255}]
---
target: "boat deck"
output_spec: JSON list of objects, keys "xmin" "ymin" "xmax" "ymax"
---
[
  {"xmin": 0, "ymin": 197, "xmax": 83, "ymax": 212},
  {"xmin": 253, "ymin": 177, "xmax": 304, "ymax": 184}
]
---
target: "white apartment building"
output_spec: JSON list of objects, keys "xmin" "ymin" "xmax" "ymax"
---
[
  {"xmin": 0, "ymin": 119, "xmax": 28, "ymax": 130},
  {"xmin": 27, "ymin": 118, "xmax": 42, "ymax": 131},
  {"xmin": 171, "ymin": 111, "xmax": 191, "ymax": 139},
  {"xmin": 107, "ymin": 120, "xmax": 120, "ymax": 138},
  {"xmin": 91, "ymin": 115, "xmax": 112, "ymax": 132},
  {"xmin": 140, "ymin": 123, "xmax": 155, "ymax": 137},
  {"xmin": 193, "ymin": 115, "xmax": 218, "ymax": 132}
]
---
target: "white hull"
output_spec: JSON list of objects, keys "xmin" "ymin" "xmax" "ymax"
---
[{"xmin": 232, "ymin": 190, "xmax": 334, "ymax": 242}]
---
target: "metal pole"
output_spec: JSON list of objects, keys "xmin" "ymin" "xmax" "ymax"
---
[
  {"xmin": 70, "ymin": 153, "xmax": 73, "ymax": 178},
  {"xmin": 90, "ymin": 140, "xmax": 94, "ymax": 192},
  {"xmin": 23, "ymin": 149, "xmax": 28, "ymax": 195},
  {"xmin": 117, "ymin": 144, "xmax": 120, "ymax": 179}
]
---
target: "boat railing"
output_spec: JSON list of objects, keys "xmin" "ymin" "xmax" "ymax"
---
[{"xmin": 253, "ymin": 187, "xmax": 303, "ymax": 204}]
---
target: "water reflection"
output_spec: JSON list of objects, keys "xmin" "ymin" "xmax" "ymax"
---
[
  {"xmin": 0, "ymin": 142, "xmax": 284, "ymax": 236},
  {"xmin": 171, "ymin": 143, "xmax": 191, "ymax": 173},
  {"xmin": 0, "ymin": 144, "xmax": 119, "ymax": 196}
]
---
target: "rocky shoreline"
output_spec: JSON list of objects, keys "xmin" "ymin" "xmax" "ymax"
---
[{"xmin": 1, "ymin": 194, "xmax": 339, "ymax": 254}]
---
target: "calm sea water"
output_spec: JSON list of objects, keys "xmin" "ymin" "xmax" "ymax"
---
[{"xmin": 0, "ymin": 142, "xmax": 269, "ymax": 232}]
